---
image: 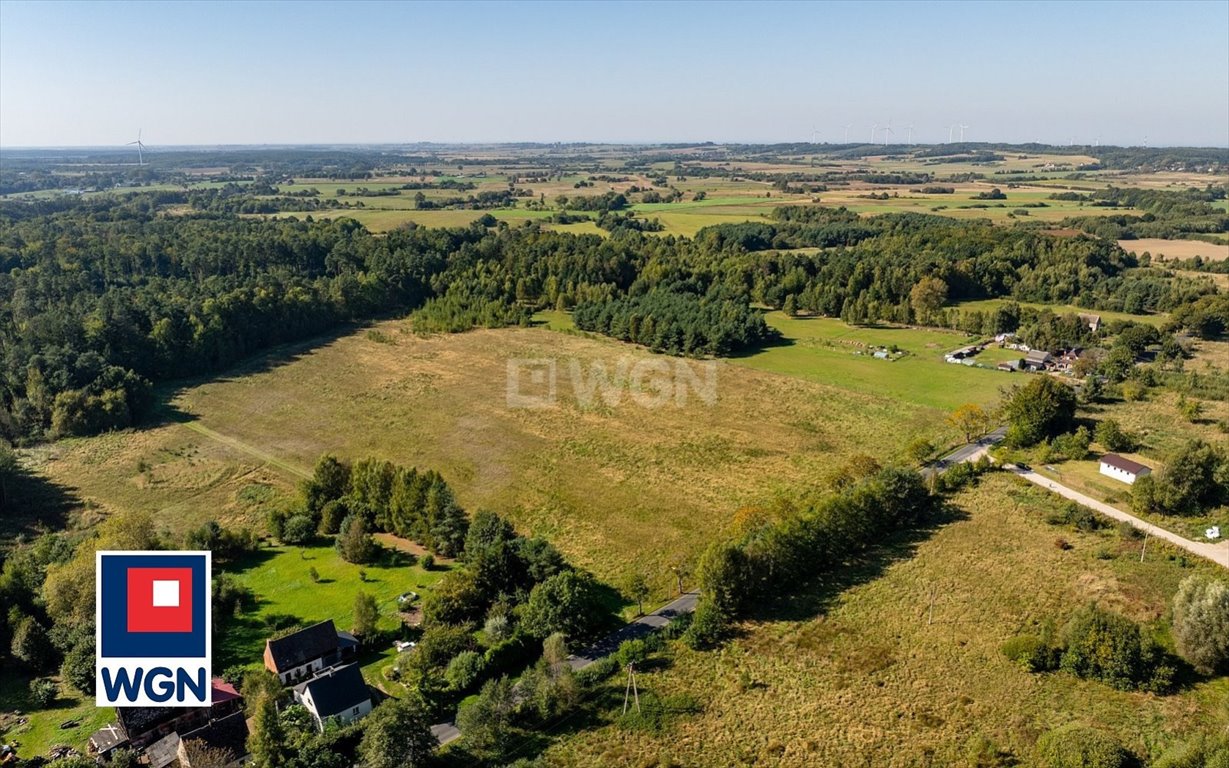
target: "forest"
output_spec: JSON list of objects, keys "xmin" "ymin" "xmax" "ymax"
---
[{"xmin": 1, "ymin": 186, "xmax": 1224, "ymax": 442}]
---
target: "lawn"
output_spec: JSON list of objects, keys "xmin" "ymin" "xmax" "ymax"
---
[
  {"xmin": 540, "ymin": 474, "xmax": 1229, "ymax": 767},
  {"xmin": 215, "ymin": 540, "xmax": 452, "ymax": 671},
  {"xmin": 0, "ymin": 675, "xmax": 112, "ymax": 762},
  {"xmin": 731, "ymin": 312, "xmax": 1007, "ymax": 412}
]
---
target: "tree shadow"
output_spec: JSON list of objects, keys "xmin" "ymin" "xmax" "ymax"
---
[
  {"xmin": 135, "ymin": 320, "xmax": 389, "ymax": 432},
  {"xmin": 746, "ymin": 502, "xmax": 969, "ymax": 625},
  {"xmin": 0, "ymin": 461, "xmax": 82, "ymax": 544}
]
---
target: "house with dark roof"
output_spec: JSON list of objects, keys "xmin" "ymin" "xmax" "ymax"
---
[
  {"xmin": 293, "ymin": 663, "xmax": 372, "ymax": 731},
  {"xmin": 113, "ymin": 705, "xmax": 209, "ymax": 750},
  {"xmin": 93, "ymin": 678, "xmax": 243, "ymax": 755},
  {"xmin": 178, "ymin": 711, "xmax": 250, "ymax": 767},
  {"xmin": 1099, "ymin": 453, "xmax": 1152, "ymax": 485},
  {"xmin": 264, "ymin": 619, "xmax": 357, "ymax": 684}
]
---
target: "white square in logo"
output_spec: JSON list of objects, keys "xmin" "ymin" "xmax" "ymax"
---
[{"xmin": 152, "ymin": 580, "xmax": 180, "ymax": 607}]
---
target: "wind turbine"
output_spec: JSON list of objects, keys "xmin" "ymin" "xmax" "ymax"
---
[
  {"xmin": 948, "ymin": 124, "xmax": 956, "ymax": 143},
  {"xmin": 844, "ymin": 124, "xmax": 853, "ymax": 143},
  {"xmin": 905, "ymin": 124, "xmax": 915, "ymax": 145},
  {"xmin": 959, "ymin": 124, "xmax": 969, "ymax": 142},
  {"xmin": 882, "ymin": 120, "xmax": 894, "ymax": 145},
  {"xmin": 811, "ymin": 126, "xmax": 819, "ymax": 144},
  {"xmin": 127, "ymin": 130, "xmax": 146, "ymax": 166},
  {"xmin": 870, "ymin": 123, "xmax": 878, "ymax": 143}
]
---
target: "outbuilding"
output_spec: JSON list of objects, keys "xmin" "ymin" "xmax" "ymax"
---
[{"xmin": 1099, "ymin": 453, "xmax": 1151, "ymax": 485}]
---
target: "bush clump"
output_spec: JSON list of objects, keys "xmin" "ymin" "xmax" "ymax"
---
[{"xmin": 1035, "ymin": 724, "xmax": 1132, "ymax": 768}]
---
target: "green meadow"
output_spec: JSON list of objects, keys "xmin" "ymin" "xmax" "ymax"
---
[{"xmin": 215, "ymin": 541, "xmax": 451, "ymax": 671}]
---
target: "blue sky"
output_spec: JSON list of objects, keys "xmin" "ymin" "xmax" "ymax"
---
[{"xmin": 1, "ymin": 0, "xmax": 1227, "ymax": 147}]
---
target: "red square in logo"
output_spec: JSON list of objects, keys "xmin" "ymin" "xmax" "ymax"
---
[{"xmin": 126, "ymin": 567, "xmax": 193, "ymax": 634}]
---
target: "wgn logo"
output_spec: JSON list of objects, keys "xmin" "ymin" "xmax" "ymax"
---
[{"xmin": 95, "ymin": 551, "xmax": 212, "ymax": 707}]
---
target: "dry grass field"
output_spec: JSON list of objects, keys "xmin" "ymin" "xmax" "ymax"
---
[
  {"xmin": 539, "ymin": 474, "xmax": 1229, "ymax": 768},
  {"xmin": 1120, "ymin": 238, "xmax": 1229, "ymax": 262},
  {"xmin": 30, "ymin": 320, "xmax": 949, "ymax": 594}
]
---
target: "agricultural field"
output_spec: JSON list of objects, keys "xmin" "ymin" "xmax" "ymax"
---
[
  {"xmin": 1120, "ymin": 238, "xmax": 1229, "ymax": 262},
  {"xmin": 540, "ymin": 474, "xmax": 1229, "ymax": 767}
]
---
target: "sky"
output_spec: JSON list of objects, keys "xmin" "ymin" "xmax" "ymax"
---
[{"xmin": 1, "ymin": 0, "xmax": 1227, "ymax": 148}]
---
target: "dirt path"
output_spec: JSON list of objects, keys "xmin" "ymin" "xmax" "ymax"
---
[
  {"xmin": 177, "ymin": 419, "xmax": 312, "ymax": 480},
  {"xmin": 1011, "ymin": 466, "xmax": 1228, "ymax": 569}
]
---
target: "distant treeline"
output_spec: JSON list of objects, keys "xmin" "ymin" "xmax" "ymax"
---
[
  {"xmin": 1060, "ymin": 185, "xmax": 1229, "ymax": 240},
  {"xmin": 1, "ymin": 192, "xmax": 1223, "ymax": 442}
]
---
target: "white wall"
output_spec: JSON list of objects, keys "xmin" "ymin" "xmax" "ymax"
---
[{"xmin": 1100, "ymin": 462, "xmax": 1140, "ymax": 485}]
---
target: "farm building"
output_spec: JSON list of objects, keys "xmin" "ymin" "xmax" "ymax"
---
[
  {"xmin": 264, "ymin": 619, "xmax": 358, "ymax": 684},
  {"xmin": 1078, "ymin": 313, "xmax": 1102, "ymax": 332},
  {"xmin": 1099, "ymin": 453, "xmax": 1152, "ymax": 485},
  {"xmin": 1023, "ymin": 350, "xmax": 1053, "ymax": 371},
  {"xmin": 293, "ymin": 663, "xmax": 373, "ymax": 731}
]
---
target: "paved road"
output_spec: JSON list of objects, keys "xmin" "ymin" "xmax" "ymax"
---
[
  {"xmin": 431, "ymin": 591, "xmax": 701, "ymax": 746},
  {"xmin": 1010, "ymin": 466, "xmax": 1228, "ymax": 569},
  {"xmin": 924, "ymin": 426, "xmax": 1007, "ymax": 477}
]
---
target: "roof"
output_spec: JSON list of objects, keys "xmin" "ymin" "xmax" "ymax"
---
[
  {"xmin": 179, "ymin": 711, "xmax": 250, "ymax": 765},
  {"xmin": 1100, "ymin": 453, "xmax": 1151, "ymax": 475},
  {"xmin": 116, "ymin": 706, "xmax": 180, "ymax": 738},
  {"xmin": 88, "ymin": 723, "xmax": 129, "ymax": 753},
  {"xmin": 211, "ymin": 677, "xmax": 241, "ymax": 706},
  {"xmin": 266, "ymin": 619, "xmax": 339, "ymax": 672},
  {"xmin": 144, "ymin": 733, "xmax": 181, "ymax": 768},
  {"xmin": 296, "ymin": 663, "xmax": 370, "ymax": 719},
  {"xmin": 1078, "ymin": 312, "xmax": 1102, "ymax": 323},
  {"xmin": 1024, "ymin": 349, "xmax": 1053, "ymax": 363}
]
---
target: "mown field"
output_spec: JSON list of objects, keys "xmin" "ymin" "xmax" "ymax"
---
[
  {"xmin": 539, "ymin": 474, "xmax": 1229, "ymax": 767},
  {"xmin": 1120, "ymin": 238, "xmax": 1229, "ymax": 262},
  {"xmin": 31, "ymin": 318, "xmax": 962, "ymax": 597}
]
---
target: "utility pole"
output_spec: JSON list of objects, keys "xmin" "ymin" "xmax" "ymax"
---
[
  {"xmin": 623, "ymin": 663, "xmax": 641, "ymax": 715},
  {"xmin": 1140, "ymin": 530, "xmax": 1149, "ymax": 563}
]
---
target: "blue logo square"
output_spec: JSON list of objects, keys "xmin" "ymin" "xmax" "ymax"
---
[{"xmin": 99, "ymin": 553, "xmax": 209, "ymax": 658}]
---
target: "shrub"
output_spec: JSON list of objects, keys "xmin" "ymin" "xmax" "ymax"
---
[
  {"xmin": 614, "ymin": 638, "xmax": 649, "ymax": 667},
  {"xmin": 1035, "ymin": 724, "xmax": 1132, "ymax": 768},
  {"xmin": 1171, "ymin": 574, "xmax": 1229, "ymax": 675},
  {"xmin": 28, "ymin": 677, "xmax": 57, "ymax": 707},
  {"xmin": 1000, "ymin": 635, "xmax": 1059, "ymax": 672},
  {"xmin": 445, "ymin": 650, "xmax": 486, "ymax": 691},
  {"xmin": 281, "ymin": 513, "xmax": 317, "ymax": 544},
  {"xmin": 482, "ymin": 614, "xmax": 511, "ymax": 644},
  {"xmin": 308, "ymin": 566, "xmax": 320, "ymax": 583},
  {"xmin": 1060, "ymin": 604, "xmax": 1172, "ymax": 692},
  {"xmin": 575, "ymin": 656, "xmax": 619, "ymax": 687},
  {"xmin": 684, "ymin": 600, "xmax": 728, "ymax": 650},
  {"xmin": 421, "ymin": 554, "xmax": 435, "ymax": 570},
  {"xmin": 1094, "ymin": 419, "xmax": 1137, "ymax": 452},
  {"xmin": 1046, "ymin": 502, "xmax": 1105, "ymax": 532}
]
